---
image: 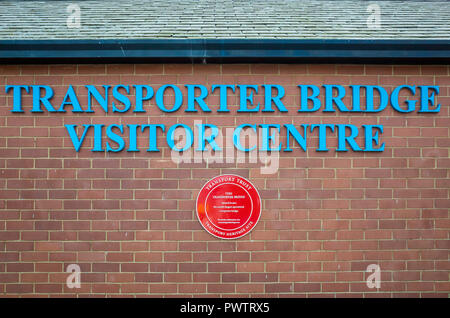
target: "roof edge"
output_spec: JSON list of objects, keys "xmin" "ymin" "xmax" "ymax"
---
[{"xmin": 1, "ymin": 39, "xmax": 449, "ymax": 64}]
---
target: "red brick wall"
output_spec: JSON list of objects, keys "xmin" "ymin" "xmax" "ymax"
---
[{"xmin": 0, "ymin": 64, "xmax": 449, "ymax": 297}]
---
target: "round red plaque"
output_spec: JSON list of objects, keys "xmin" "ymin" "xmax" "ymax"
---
[{"xmin": 196, "ymin": 175, "xmax": 261, "ymax": 239}]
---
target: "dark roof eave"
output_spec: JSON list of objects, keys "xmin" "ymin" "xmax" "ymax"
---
[{"xmin": 1, "ymin": 39, "xmax": 449, "ymax": 64}]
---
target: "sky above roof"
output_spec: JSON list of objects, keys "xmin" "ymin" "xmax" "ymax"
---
[{"xmin": 0, "ymin": 0, "xmax": 449, "ymax": 40}]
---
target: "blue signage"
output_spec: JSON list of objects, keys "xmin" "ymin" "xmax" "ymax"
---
[{"xmin": 5, "ymin": 84, "xmax": 441, "ymax": 153}]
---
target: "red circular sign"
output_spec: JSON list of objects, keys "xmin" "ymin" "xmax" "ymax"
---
[{"xmin": 196, "ymin": 175, "xmax": 261, "ymax": 239}]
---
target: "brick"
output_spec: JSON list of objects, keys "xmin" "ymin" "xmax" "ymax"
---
[
  {"xmin": 265, "ymin": 283, "xmax": 292, "ymax": 293},
  {"xmin": 222, "ymin": 273, "xmax": 249, "ymax": 283},
  {"xmin": 179, "ymin": 263, "xmax": 206, "ymax": 272},
  {"xmin": 0, "ymin": 63, "xmax": 448, "ymax": 298}
]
